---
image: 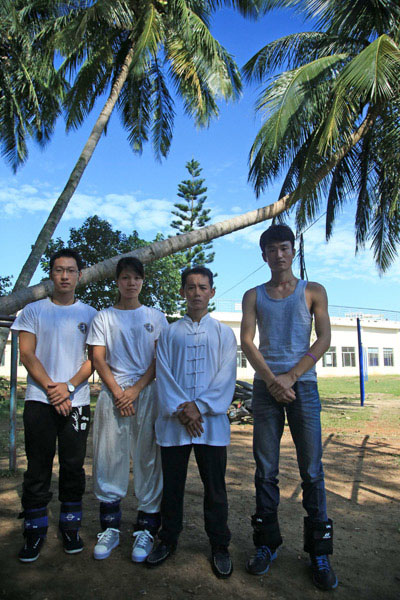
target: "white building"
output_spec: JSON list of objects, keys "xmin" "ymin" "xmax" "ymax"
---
[
  {"xmin": 210, "ymin": 301, "xmax": 400, "ymax": 380},
  {"xmin": 1, "ymin": 301, "xmax": 399, "ymax": 380}
]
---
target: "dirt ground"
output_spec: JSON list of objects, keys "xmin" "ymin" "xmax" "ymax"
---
[{"xmin": 0, "ymin": 397, "xmax": 399, "ymax": 600}]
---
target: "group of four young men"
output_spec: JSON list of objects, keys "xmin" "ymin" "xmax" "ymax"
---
[{"xmin": 12, "ymin": 224, "xmax": 337, "ymax": 591}]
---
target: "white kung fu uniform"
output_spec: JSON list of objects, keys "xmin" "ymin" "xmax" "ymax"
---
[
  {"xmin": 11, "ymin": 298, "xmax": 96, "ymax": 409},
  {"xmin": 87, "ymin": 305, "xmax": 168, "ymax": 512},
  {"xmin": 155, "ymin": 313, "xmax": 237, "ymax": 447}
]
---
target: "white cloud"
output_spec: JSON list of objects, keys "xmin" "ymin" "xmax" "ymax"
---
[
  {"xmin": 296, "ymin": 216, "xmax": 400, "ymax": 283},
  {"xmin": 0, "ymin": 179, "xmax": 175, "ymax": 236}
]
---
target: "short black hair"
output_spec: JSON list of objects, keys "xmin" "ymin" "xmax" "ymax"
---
[
  {"xmin": 259, "ymin": 224, "xmax": 295, "ymax": 252},
  {"xmin": 50, "ymin": 248, "xmax": 84, "ymax": 271},
  {"xmin": 181, "ymin": 266, "xmax": 214, "ymax": 288},
  {"xmin": 116, "ymin": 256, "xmax": 145, "ymax": 279}
]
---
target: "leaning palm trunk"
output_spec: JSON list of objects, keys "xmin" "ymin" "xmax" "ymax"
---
[
  {"xmin": 0, "ymin": 195, "xmax": 291, "ymax": 314},
  {"xmin": 0, "ymin": 105, "xmax": 379, "ymax": 316}
]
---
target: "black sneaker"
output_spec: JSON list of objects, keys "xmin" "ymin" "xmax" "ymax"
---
[
  {"xmin": 146, "ymin": 541, "xmax": 176, "ymax": 567},
  {"xmin": 246, "ymin": 545, "xmax": 277, "ymax": 575},
  {"xmin": 18, "ymin": 535, "xmax": 44, "ymax": 563},
  {"xmin": 61, "ymin": 530, "xmax": 84, "ymax": 554},
  {"xmin": 310, "ymin": 554, "xmax": 338, "ymax": 590},
  {"xmin": 211, "ymin": 546, "xmax": 233, "ymax": 579}
]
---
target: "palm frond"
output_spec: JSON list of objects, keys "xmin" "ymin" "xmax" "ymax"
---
[
  {"xmin": 166, "ymin": 8, "xmax": 241, "ymax": 126},
  {"xmin": 256, "ymin": 54, "xmax": 345, "ymax": 148},
  {"xmin": 118, "ymin": 68, "xmax": 152, "ymax": 154},
  {"xmin": 63, "ymin": 43, "xmax": 114, "ymax": 130},
  {"xmin": 325, "ymin": 149, "xmax": 357, "ymax": 240},
  {"xmin": 370, "ymin": 194, "xmax": 400, "ymax": 273},
  {"xmin": 303, "ymin": 0, "xmax": 400, "ymax": 41},
  {"xmin": 243, "ymin": 31, "xmax": 340, "ymax": 81},
  {"xmin": 354, "ymin": 130, "xmax": 374, "ymax": 250},
  {"xmin": 150, "ymin": 60, "xmax": 175, "ymax": 160},
  {"xmin": 318, "ymin": 34, "xmax": 400, "ymax": 153},
  {"xmin": 129, "ymin": 3, "xmax": 163, "ymax": 65}
]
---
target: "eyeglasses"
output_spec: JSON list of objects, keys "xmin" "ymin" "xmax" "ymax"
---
[{"xmin": 52, "ymin": 268, "xmax": 79, "ymax": 276}]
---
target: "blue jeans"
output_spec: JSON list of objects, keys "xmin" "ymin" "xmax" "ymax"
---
[{"xmin": 252, "ymin": 378, "xmax": 328, "ymax": 522}]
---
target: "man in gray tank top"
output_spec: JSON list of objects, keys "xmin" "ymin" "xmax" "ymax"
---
[{"xmin": 240, "ymin": 224, "xmax": 338, "ymax": 591}]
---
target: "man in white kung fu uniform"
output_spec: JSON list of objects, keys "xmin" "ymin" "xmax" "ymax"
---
[{"xmin": 147, "ymin": 266, "xmax": 237, "ymax": 579}]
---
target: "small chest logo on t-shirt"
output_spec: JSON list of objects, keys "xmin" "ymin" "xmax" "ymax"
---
[
  {"xmin": 144, "ymin": 323, "xmax": 154, "ymax": 333},
  {"xmin": 77, "ymin": 322, "xmax": 88, "ymax": 334}
]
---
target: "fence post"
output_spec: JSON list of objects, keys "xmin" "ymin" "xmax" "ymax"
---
[
  {"xmin": 357, "ymin": 317, "xmax": 365, "ymax": 407},
  {"xmin": 9, "ymin": 331, "xmax": 18, "ymax": 471}
]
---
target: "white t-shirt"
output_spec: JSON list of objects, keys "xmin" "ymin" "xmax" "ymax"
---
[
  {"xmin": 11, "ymin": 298, "xmax": 97, "ymax": 407},
  {"xmin": 87, "ymin": 305, "xmax": 168, "ymax": 387}
]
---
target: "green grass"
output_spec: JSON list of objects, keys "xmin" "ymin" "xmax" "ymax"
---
[
  {"xmin": 320, "ymin": 398, "xmax": 374, "ymax": 429},
  {"xmin": 318, "ymin": 376, "xmax": 399, "ymax": 430},
  {"xmin": 318, "ymin": 375, "xmax": 399, "ymax": 398}
]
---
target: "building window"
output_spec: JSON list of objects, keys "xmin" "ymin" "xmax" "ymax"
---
[
  {"xmin": 236, "ymin": 346, "xmax": 247, "ymax": 369},
  {"xmin": 383, "ymin": 348, "xmax": 394, "ymax": 367},
  {"xmin": 342, "ymin": 347, "xmax": 356, "ymax": 367},
  {"xmin": 322, "ymin": 346, "xmax": 337, "ymax": 367},
  {"xmin": 368, "ymin": 347, "xmax": 379, "ymax": 367}
]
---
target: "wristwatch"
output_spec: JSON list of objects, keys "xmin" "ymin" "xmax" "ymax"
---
[{"xmin": 66, "ymin": 381, "xmax": 75, "ymax": 394}]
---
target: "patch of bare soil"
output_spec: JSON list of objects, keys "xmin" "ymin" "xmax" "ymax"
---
[{"xmin": 0, "ymin": 407, "xmax": 399, "ymax": 600}]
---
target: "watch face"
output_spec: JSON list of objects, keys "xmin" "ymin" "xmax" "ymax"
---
[{"xmin": 67, "ymin": 383, "xmax": 75, "ymax": 393}]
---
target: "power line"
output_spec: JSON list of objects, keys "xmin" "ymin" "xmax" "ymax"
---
[
  {"xmin": 296, "ymin": 211, "xmax": 327, "ymax": 238},
  {"xmin": 216, "ymin": 263, "xmax": 266, "ymax": 299}
]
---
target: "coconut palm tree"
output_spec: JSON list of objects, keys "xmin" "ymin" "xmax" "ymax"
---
[
  {"xmin": 11, "ymin": 0, "xmax": 269, "ymax": 293},
  {"xmin": 244, "ymin": 0, "xmax": 400, "ymax": 272}
]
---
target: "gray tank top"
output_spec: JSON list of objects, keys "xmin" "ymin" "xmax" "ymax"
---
[{"xmin": 255, "ymin": 279, "xmax": 316, "ymax": 382}]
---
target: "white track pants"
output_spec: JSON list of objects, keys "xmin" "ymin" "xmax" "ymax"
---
[{"xmin": 93, "ymin": 382, "xmax": 162, "ymax": 513}]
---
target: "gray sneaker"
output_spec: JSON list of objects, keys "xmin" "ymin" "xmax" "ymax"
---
[
  {"xmin": 94, "ymin": 528, "xmax": 120, "ymax": 560},
  {"xmin": 131, "ymin": 529, "xmax": 154, "ymax": 563}
]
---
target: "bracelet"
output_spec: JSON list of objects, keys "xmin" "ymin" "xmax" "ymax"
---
[{"xmin": 306, "ymin": 351, "xmax": 317, "ymax": 363}]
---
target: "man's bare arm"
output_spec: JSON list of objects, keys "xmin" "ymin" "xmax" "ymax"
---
[
  {"xmin": 295, "ymin": 282, "xmax": 330, "ymax": 375},
  {"xmin": 19, "ymin": 331, "xmax": 53, "ymax": 390},
  {"xmin": 240, "ymin": 289, "xmax": 295, "ymax": 403}
]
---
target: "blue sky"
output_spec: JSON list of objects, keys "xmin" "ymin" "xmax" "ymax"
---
[{"xmin": 1, "ymin": 6, "xmax": 400, "ymax": 312}]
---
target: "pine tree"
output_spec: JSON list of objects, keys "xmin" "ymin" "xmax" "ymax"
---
[{"xmin": 171, "ymin": 159, "xmax": 215, "ymax": 269}]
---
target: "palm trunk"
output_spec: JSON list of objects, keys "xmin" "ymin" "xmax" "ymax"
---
[
  {"xmin": 0, "ymin": 44, "xmax": 135, "ymax": 359},
  {"xmin": 0, "ymin": 106, "xmax": 378, "ymax": 318},
  {"xmin": 13, "ymin": 43, "xmax": 136, "ymax": 291},
  {"xmin": 1, "ymin": 194, "xmax": 291, "ymax": 314}
]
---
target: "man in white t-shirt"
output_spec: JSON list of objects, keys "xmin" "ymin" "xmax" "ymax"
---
[{"xmin": 11, "ymin": 249, "xmax": 96, "ymax": 563}]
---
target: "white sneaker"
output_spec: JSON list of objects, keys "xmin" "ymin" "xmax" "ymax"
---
[
  {"xmin": 94, "ymin": 528, "xmax": 120, "ymax": 560},
  {"xmin": 131, "ymin": 529, "xmax": 154, "ymax": 563}
]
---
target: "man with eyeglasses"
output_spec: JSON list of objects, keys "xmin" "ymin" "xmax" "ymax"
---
[{"xmin": 11, "ymin": 249, "xmax": 96, "ymax": 562}]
